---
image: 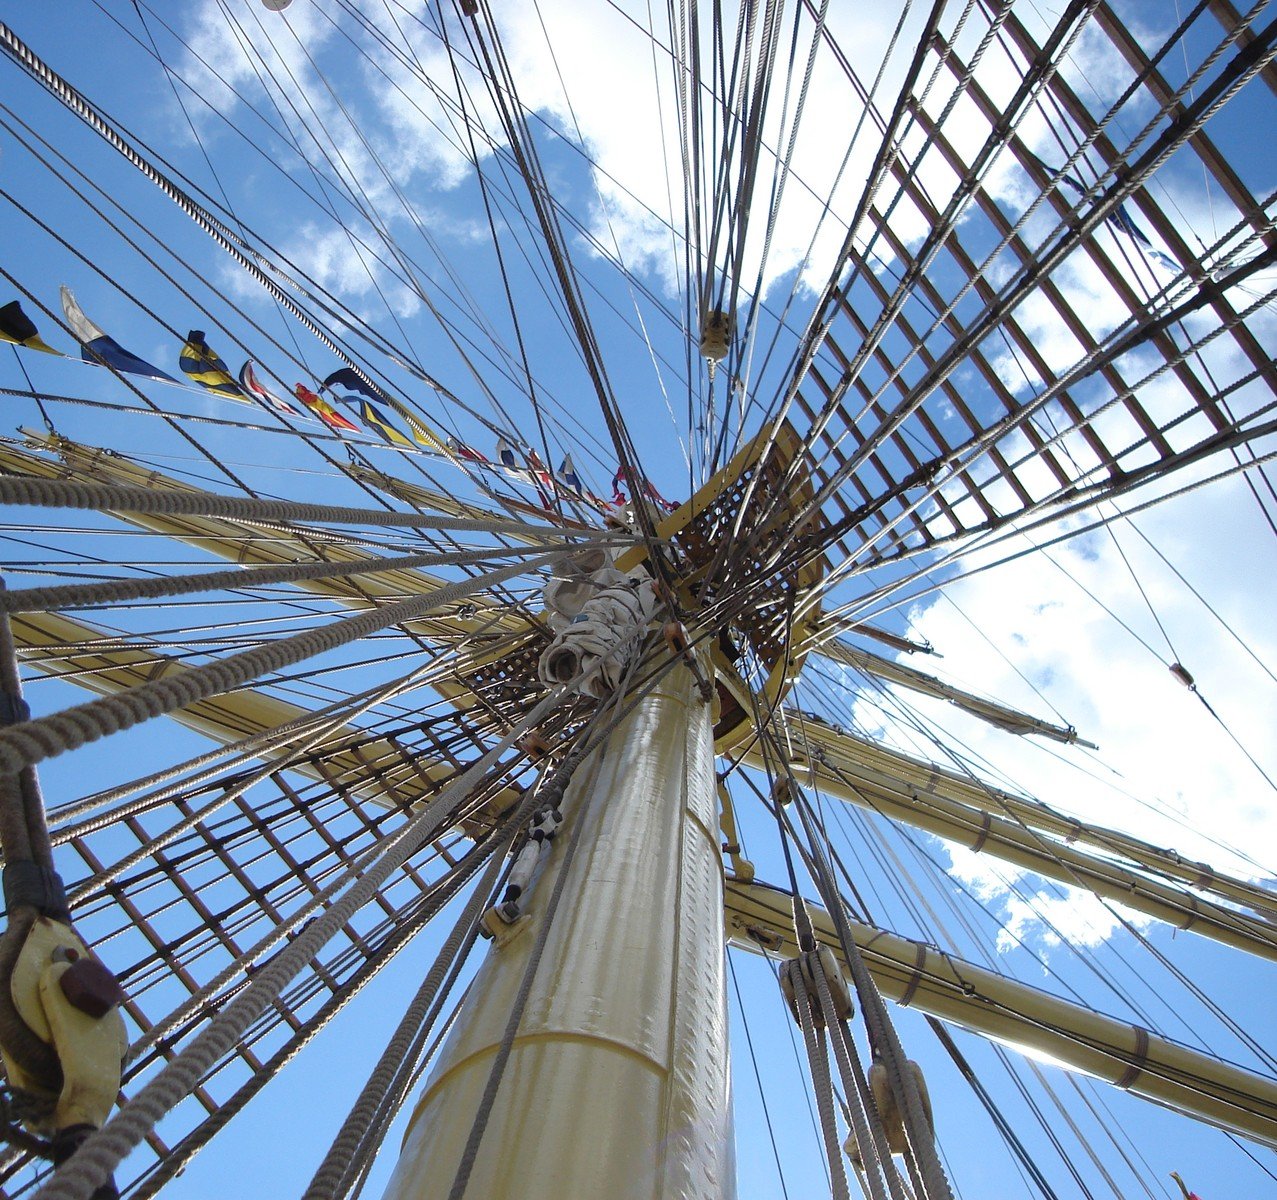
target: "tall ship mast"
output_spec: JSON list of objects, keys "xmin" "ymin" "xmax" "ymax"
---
[{"xmin": 0, "ymin": 2, "xmax": 1272, "ymax": 1198}]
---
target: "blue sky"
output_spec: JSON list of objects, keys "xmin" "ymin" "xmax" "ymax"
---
[{"xmin": 0, "ymin": 2, "xmax": 1275, "ymax": 1198}]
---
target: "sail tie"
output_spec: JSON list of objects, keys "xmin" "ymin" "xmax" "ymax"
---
[
  {"xmin": 537, "ymin": 566, "xmax": 658, "ymax": 698},
  {"xmin": 480, "ymin": 806, "xmax": 564, "ymax": 938}
]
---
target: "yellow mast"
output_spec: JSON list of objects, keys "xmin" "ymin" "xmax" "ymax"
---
[
  {"xmin": 382, "ymin": 664, "xmax": 734, "ymax": 1199},
  {"xmin": 726, "ymin": 880, "xmax": 1277, "ymax": 1148}
]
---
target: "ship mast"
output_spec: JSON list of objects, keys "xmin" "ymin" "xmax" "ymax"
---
[
  {"xmin": 374, "ymin": 417, "xmax": 819, "ymax": 1197},
  {"xmin": 382, "ymin": 663, "xmax": 733, "ymax": 1200}
]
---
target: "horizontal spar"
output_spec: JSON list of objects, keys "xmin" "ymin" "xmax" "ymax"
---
[
  {"xmin": 0, "ymin": 436, "xmax": 534, "ymax": 639},
  {"xmin": 0, "ymin": 543, "xmax": 588, "ymax": 613},
  {"xmin": 806, "ymin": 634, "xmax": 1090, "ymax": 745},
  {"xmin": 749, "ymin": 716, "xmax": 1277, "ymax": 958},
  {"xmin": 793, "ymin": 714, "xmax": 1276, "ymax": 918},
  {"xmin": 1, "ymin": 549, "xmax": 558, "ymax": 773},
  {"xmin": 726, "ymin": 879, "xmax": 1277, "ymax": 1149},
  {"xmin": 11, "ymin": 610, "xmax": 526, "ymax": 829}
]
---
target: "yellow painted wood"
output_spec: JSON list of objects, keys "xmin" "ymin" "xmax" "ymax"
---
[
  {"xmin": 0, "ymin": 432, "xmax": 558, "ymax": 738},
  {"xmin": 383, "ymin": 665, "xmax": 735, "ymax": 1200},
  {"xmin": 613, "ymin": 422, "xmax": 822, "ymax": 754},
  {"xmin": 805, "ymin": 634, "xmax": 1085, "ymax": 744},
  {"xmin": 0, "ymin": 433, "xmax": 529, "ymax": 643},
  {"xmin": 726, "ymin": 879, "xmax": 1277, "ymax": 1148}
]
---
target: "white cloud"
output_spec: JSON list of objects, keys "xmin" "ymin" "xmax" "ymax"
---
[
  {"xmin": 179, "ymin": 0, "xmax": 493, "ymax": 317},
  {"xmin": 470, "ymin": 0, "xmax": 934, "ymax": 305},
  {"xmin": 945, "ymin": 846, "xmax": 1153, "ymax": 953},
  {"xmin": 283, "ymin": 222, "xmax": 424, "ymax": 319}
]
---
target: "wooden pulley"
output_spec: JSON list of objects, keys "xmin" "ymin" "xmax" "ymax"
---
[
  {"xmin": 663, "ymin": 620, "xmax": 690, "ymax": 656},
  {"xmin": 699, "ymin": 310, "xmax": 733, "ymax": 362},
  {"xmin": 517, "ymin": 731, "xmax": 553, "ymax": 760},
  {"xmin": 868, "ymin": 1059, "xmax": 934, "ymax": 1156},
  {"xmin": 779, "ymin": 945, "xmax": 853, "ymax": 1029}
]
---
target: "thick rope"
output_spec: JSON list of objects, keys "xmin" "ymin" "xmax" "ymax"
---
[
  {"xmin": 318, "ymin": 934, "xmax": 479, "ymax": 1200},
  {"xmin": 126, "ymin": 839, "xmax": 503, "ymax": 1200},
  {"xmin": 50, "ymin": 705, "xmax": 368, "ymax": 844},
  {"xmin": 300, "ymin": 795, "xmax": 535, "ymax": 1200},
  {"xmin": 813, "ymin": 958, "xmax": 903, "ymax": 1200},
  {"xmin": 0, "ymin": 471, "xmax": 604, "ymax": 539},
  {"xmin": 0, "ymin": 543, "xmax": 577, "ymax": 614},
  {"xmin": 791, "ymin": 960, "xmax": 851, "ymax": 1200},
  {"xmin": 45, "ymin": 638, "xmax": 516, "ymax": 837},
  {"xmin": 0, "ymin": 550, "xmax": 567, "ymax": 777},
  {"xmin": 0, "ymin": 582, "xmax": 64, "ymax": 1090},
  {"xmin": 33, "ymin": 689, "xmax": 559, "ymax": 1200},
  {"xmin": 796, "ymin": 793, "xmax": 954, "ymax": 1200},
  {"xmin": 69, "ymin": 654, "xmax": 441, "ymax": 905}
]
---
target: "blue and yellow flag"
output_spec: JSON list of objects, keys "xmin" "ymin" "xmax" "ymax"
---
[
  {"xmin": 325, "ymin": 366, "xmax": 445, "ymax": 449},
  {"xmin": 359, "ymin": 400, "xmax": 415, "ymax": 448},
  {"xmin": 0, "ymin": 301, "xmax": 59, "ymax": 354},
  {"xmin": 181, "ymin": 331, "xmax": 247, "ymax": 400},
  {"xmin": 401, "ymin": 410, "xmax": 445, "ymax": 450}
]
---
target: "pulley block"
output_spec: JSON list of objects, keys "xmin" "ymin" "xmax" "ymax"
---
[{"xmin": 779, "ymin": 944, "xmax": 853, "ymax": 1029}]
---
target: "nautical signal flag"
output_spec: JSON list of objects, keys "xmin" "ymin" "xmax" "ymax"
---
[
  {"xmin": 323, "ymin": 366, "xmax": 382, "ymax": 402},
  {"xmin": 358, "ymin": 400, "xmax": 414, "ymax": 448},
  {"xmin": 239, "ymin": 361, "xmax": 300, "ymax": 416},
  {"xmin": 556, "ymin": 455, "xmax": 583, "ymax": 495},
  {"xmin": 294, "ymin": 383, "xmax": 359, "ymax": 432},
  {"xmin": 1045, "ymin": 162, "xmax": 1179, "ymax": 272},
  {"xmin": 612, "ymin": 465, "xmax": 677, "ymax": 511},
  {"xmin": 447, "ymin": 438, "xmax": 488, "ymax": 464},
  {"xmin": 60, "ymin": 286, "xmax": 176, "ymax": 383},
  {"xmin": 495, "ymin": 438, "xmax": 518, "ymax": 470},
  {"xmin": 0, "ymin": 300, "xmax": 59, "ymax": 354},
  {"xmin": 180, "ymin": 331, "xmax": 247, "ymax": 400},
  {"xmin": 401, "ymin": 411, "xmax": 445, "ymax": 450},
  {"xmin": 1106, "ymin": 203, "xmax": 1180, "ymax": 272},
  {"xmin": 525, "ymin": 449, "xmax": 554, "ymax": 500},
  {"xmin": 325, "ymin": 366, "xmax": 445, "ymax": 450}
]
